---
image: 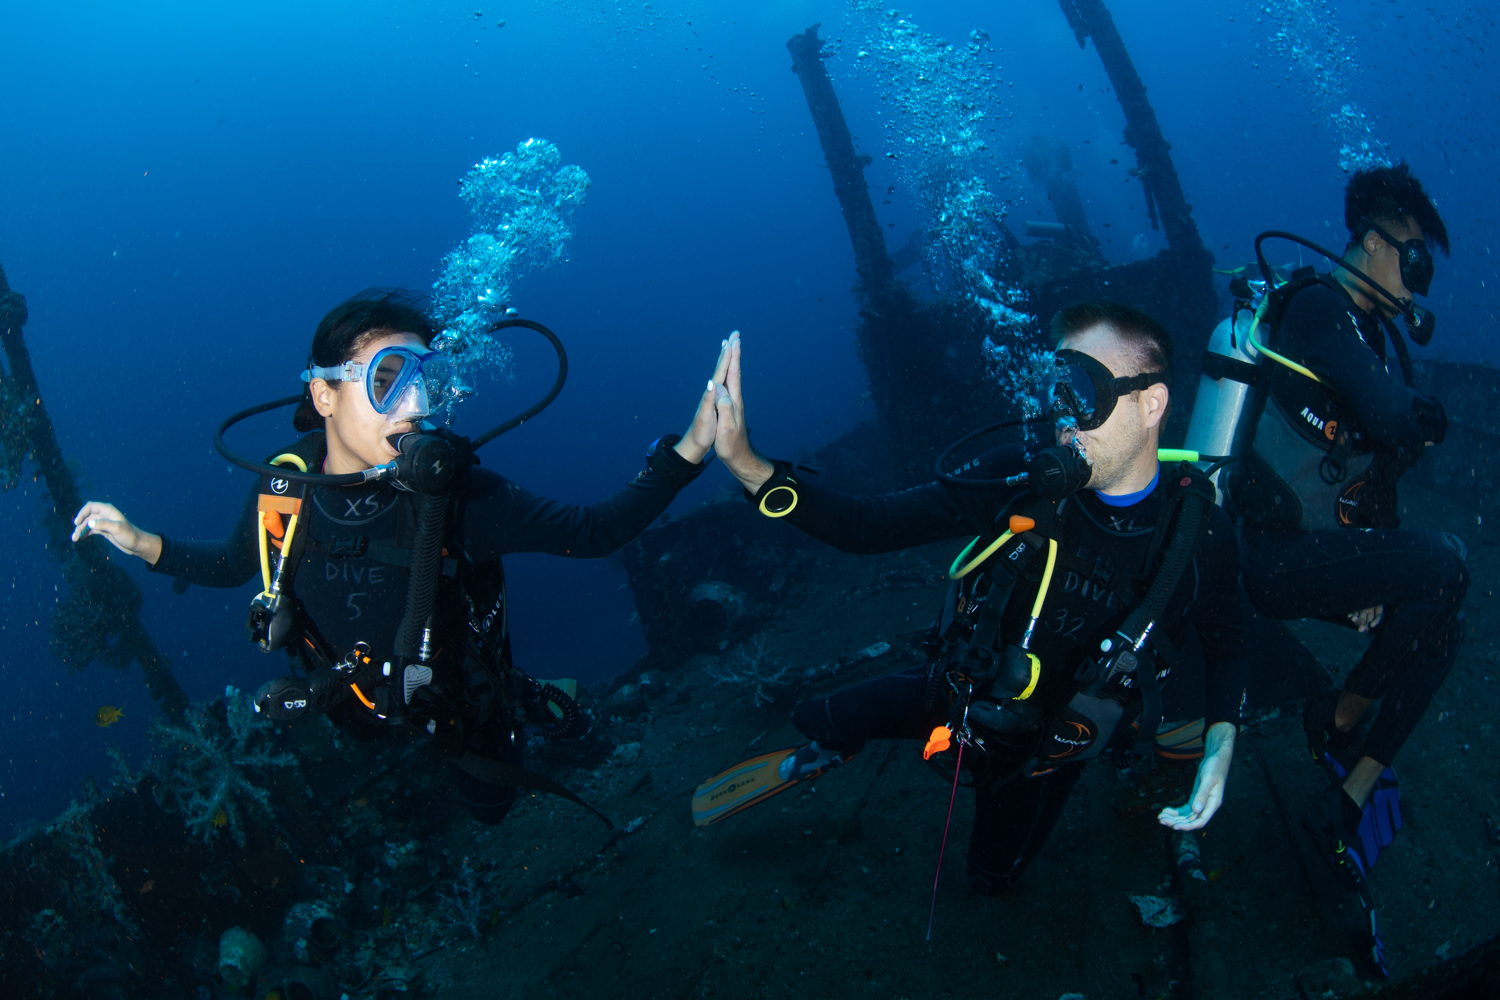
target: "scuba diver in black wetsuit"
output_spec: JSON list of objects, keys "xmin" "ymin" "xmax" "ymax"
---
[
  {"xmin": 71, "ymin": 291, "xmax": 730, "ymax": 826},
  {"xmin": 696, "ymin": 303, "xmax": 1250, "ymax": 894},
  {"xmin": 1213, "ymin": 165, "xmax": 1465, "ymax": 970}
]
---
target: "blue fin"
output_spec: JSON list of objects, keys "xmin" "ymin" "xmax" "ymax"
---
[{"xmin": 1323, "ymin": 753, "xmax": 1401, "ymax": 871}]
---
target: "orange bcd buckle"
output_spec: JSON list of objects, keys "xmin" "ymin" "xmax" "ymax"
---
[{"xmin": 923, "ymin": 726, "xmax": 952, "ymax": 760}]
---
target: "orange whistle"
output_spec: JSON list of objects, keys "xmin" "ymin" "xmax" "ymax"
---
[
  {"xmin": 923, "ymin": 725, "xmax": 952, "ymax": 760},
  {"xmin": 1008, "ymin": 515, "xmax": 1036, "ymax": 533}
]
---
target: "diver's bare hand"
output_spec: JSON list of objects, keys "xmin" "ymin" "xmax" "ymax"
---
[
  {"xmin": 1158, "ymin": 721, "xmax": 1235, "ymax": 831},
  {"xmin": 712, "ymin": 331, "xmax": 774, "ymax": 493},
  {"xmin": 1348, "ymin": 605, "xmax": 1384, "ymax": 633},
  {"xmin": 72, "ymin": 502, "xmax": 163, "ymax": 565},
  {"xmin": 675, "ymin": 334, "xmax": 733, "ymax": 464}
]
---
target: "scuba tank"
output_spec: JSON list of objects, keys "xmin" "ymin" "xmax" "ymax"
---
[{"xmin": 1182, "ymin": 308, "xmax": 1262, "ymax": 502}]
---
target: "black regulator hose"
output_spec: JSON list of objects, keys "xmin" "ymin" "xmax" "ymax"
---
[
  {"xmin": 536, "ymin": 682, "xmax": 587, "ymax": 740},
  {"xmin": 1254, "ymin": 230, "xmax": 1435, "ymax": 346},
  {"xmin": 934, "ymin": 415, "xmax": 1047, "ymax": 488},
  {"xmin": 470, "ymin": 318, "xmax": 569, "ymax": 451},
  {"xmin": 214, "ymin": 317, "xmax": 570, "ymax": 483},
  {"xmin": 1113, "ymin": 492, "xmax": 1207, "ymax": 649},
  {"xmin": 395, "ymin": 492, "xmax": 448, "ymax": 661}
]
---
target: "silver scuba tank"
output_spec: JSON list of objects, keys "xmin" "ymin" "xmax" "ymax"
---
[{"xmin": 1183, "ymin": 309, "xmax": 1262, "ymax": 502}]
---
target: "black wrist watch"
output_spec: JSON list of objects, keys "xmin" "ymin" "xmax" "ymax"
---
[
  {"xmin": 746, "ymin": 461, "xmax": 801, "ymax": 518},
  {"xmin": 645, "ymin": 434, "xmax": 710, "ymax": 489}
]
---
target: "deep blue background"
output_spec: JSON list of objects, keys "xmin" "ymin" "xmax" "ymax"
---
[{"xmin": 0, "ymin": 0, "xmax": 1493, "ymax": 834}]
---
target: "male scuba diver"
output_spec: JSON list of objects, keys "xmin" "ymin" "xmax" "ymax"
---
[
  {"xmin": 1221, "ymin": 164, "xmax": 1465, "ymax": 969},
  {"xmin": 696, "ymin": 303, "xmax": 1249, "ymax": 896},
  {"xmin": 71, "ymin": 291, "xmax": 729, "ymax": 826}
]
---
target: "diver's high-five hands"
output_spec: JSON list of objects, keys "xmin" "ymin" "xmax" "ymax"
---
[
  {"xmin": 71, "ymin": 502, "xmax": 163, "ymax": 566},
  {"xmin": 712, "ymin": 331, "xmax": 775, "ymax": 494},
  {"xmin": 675, "ymin": 335, "xmax": 734, "ymax": 464}
]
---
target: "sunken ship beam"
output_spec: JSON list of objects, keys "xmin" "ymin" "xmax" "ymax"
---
[{"xmin": 0, "ymin": 258, "xmax": 188, "ymax": 720}]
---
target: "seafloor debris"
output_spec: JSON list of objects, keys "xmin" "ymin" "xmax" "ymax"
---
[
  {"xmin": 1128, "ymin": 894, "xmax": 1185, "ymax": 928},
  {"xmin": 710, "ymin": 634, "xmax": 894, "ymax": 706}
]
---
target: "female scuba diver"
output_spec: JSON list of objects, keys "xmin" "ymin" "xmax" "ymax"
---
[{"xmin": 69, "ymin": 290, "xmax": 728, "ymax": 826}]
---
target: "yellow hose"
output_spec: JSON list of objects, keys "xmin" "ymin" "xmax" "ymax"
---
[
  {"xmin": 257, "ymin": 512, "xmax": 272, "ymax": 592},
  {"xmin": 1020, "ymin": 539, "xmax": 1059, "ymax": 650},
  {"xmin": 1246, "ymin": 297, "xmax": 1325, "ymax": 384},
  {"xmin": 949, "ymin": 530, "xmax": 1014, "ymax": 580},
  {"xmin": 257, "ymin": 453, "xmax": 310, "ymax": 593}
]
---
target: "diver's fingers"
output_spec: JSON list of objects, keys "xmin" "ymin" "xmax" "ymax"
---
[
  {"xmin": 713, "ymin": 382, "xmax": 739, "ymax": 446},
  {"xmin": 72, "ymin": 506, "xmax": 120, "ymax": 542},
  {"xmin": 711, "ymin": 336, "xmax": 731, "ymax": 387},
  {"xmin": 75, "ymin": 516, "xmax": 126, "ymax": 548},
  {"xmin": 725, "ymin": 331, "xmax": 743, "ymax": 407},
  {"xmin": 73, "ymin": 501, "xmax": 121, "ymax": 528}
]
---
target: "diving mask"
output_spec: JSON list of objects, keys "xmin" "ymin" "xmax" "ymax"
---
[
  {"xmin": 1049, "ymin": 350, "xmax": 1167, "ymax": 432},
  {"xmin": 1363, "ymin": 219, "xmax": 1435, "ymax": 298},
  {"xmin": 303, "ymin": 346, "xmax": 454, "ymax": 422}
]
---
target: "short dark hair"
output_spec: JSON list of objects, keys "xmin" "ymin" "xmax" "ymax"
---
[
  {"xmin": 1049, "ymin": 299, "xmax": 1174, "ymax": 387},
  {"xmin": 292, "ymin": 289, "xmax": 437, "ymax": 432},
  {"xmin": 1344, "ymin": 161, "xmax": 1449, "ymax": 255}
]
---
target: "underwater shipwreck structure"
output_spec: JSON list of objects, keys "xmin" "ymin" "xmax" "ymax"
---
[
  {"xmin": 616, "ymin": 7, "xmax": 1500, "ymax": 999},
  {"xmin": 4, "ymin": 3, "xmax": 1500, "ymax": 997}
]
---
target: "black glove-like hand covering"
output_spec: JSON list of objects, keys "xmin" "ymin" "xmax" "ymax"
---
[{"xmin": 1412, "ymin": 395, "xmax": 1447, "ymax": 445}]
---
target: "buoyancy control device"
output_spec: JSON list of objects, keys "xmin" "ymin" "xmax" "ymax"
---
[
  {"xmin": 1183, "ymin": 231, "xmax": 1434, "ymax": 528},
  {"xmin": 921, "ymin": 444, "xmax": 1215, "ymax": 780},
  {"xmin": 211, "ymin": 318, "xmax": 613, "ymax": 824}
]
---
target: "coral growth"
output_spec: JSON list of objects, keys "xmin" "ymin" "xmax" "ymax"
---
[
  {"xmin": 54, "ymin": 811, "xmax": 136, "ymax": 937},
  {"xmin": 436, "ymin": 858, "xmax": 486, "ymax": 942},
  {"xmin": 0, "ymin": 372, "xmax": 37, "ymax": 490},
  {"xmin": 148, "ymin": 686, "xmax": 302, "ymax": 846},
  {"xmin": 47, "ymin": 557, "xmax": 145, "ymax": 672}
]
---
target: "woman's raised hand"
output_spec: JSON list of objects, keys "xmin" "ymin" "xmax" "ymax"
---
[
  {"xmin": 675, "ymin": 334, "xmax": 735, "ymax": 463},
  {"xmin": 712, "ymin": 331, "xmax": 774, "ymax": 493},
  {"xmin": 72, "ymin": 501, "xmax": 162, "ymax": 565}
]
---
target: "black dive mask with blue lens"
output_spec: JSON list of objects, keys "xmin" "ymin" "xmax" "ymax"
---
[
  {"xmin": 1364, "ymin": 219, "xmax": 1435, "ymax": 298},
  {"xmin": 1050, "ymin": 349, "xmax": 1168, "ymax": 432}
]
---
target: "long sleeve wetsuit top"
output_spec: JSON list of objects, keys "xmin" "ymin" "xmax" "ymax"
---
[
  {"xmin": 770, "ymin": 444, "xmax": 1249, "ymax": 728},
  {"xmin": 151, "ymin": 462, "xmax": 684, "ymax": 658},
  {"xmin": 1275, "ymin": 283, "xmax": 1445, "ymax": 449}
]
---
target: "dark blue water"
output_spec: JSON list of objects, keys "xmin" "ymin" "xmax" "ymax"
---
[{"xmin": 0, "ymin": 0, "xmax": 1493, "ymax": 835}]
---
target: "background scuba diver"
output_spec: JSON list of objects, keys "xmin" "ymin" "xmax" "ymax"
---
[
  {"xmin": 69, "ymin": 290, "xmax": 730, "ymax": 826},
  {"xmin": 1227, "ymin": 164, "xmax": 1467, "ymax": 913},
  {"xmin": 702, "ymin": 303, "xmax": 1249, "ymax": 893}
]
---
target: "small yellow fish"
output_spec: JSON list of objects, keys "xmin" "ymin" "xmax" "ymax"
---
[
  {"xmin": 139, "ymin": 879, "xmax": 155, "ymax": 894},
  {"xmin": 212, "ymin": 808, "xmax": 229, "ymax": 828},
  {"xmin": 95, "ymin": 705, "xmax": 125, "ymax": 728}
]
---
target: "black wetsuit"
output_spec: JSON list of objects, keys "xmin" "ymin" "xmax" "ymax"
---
[
  {"xmin": 773, "ymin": 445, "xmax": 1249, "ymax": 893},
  {"xmin": 1236, "ymin": 283, "xmax": 1466, "ymax": 766},
  {"xmin": 152, "ymin": 451, "xmax": 698, "ymax": 823}
]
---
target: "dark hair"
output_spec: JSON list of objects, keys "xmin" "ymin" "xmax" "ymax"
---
[
  {"xmin": 1344, "ymin": 161, "xmax": 1450, "ymax": 255},
  {"xmin": 1049, "ymin": 299, "xmax": 1174, "ymax": 387},
  {"xmin": 292, "ymin": 289, "xmax": 437, "ymax": 432}
]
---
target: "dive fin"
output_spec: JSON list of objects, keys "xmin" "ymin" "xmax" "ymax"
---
[
  {"xmin": 691, "ymin": 744, "xmax": 856, "ymax": 827},
  {"xmin": 1323, "ymin": 753, "xmax": 1401, "ymax": 871}
]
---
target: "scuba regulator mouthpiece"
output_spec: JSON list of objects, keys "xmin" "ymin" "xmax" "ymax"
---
[
  {"xmin": 387, "ymin": 432, "xmax": 456, "ymax": 494},
  {"xmin": 1406, "ymin": 304, "xmax": 1436, "ymax": 346},
  {"xmin": 1027, "ymin": 444, "xmax": 1093, "ymax": 500}
]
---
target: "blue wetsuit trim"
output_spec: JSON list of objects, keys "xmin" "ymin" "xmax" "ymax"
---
[{"xmin": 1096, "ymin": 465, "xmax": 1159, "ymax": 508}]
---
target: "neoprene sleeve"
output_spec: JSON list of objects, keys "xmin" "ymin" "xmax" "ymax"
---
[
  {"xmin": 1277, "ymin": 283, "xmax": 1444, "ymax": 449},
  {"xmin": 152, "ymin": 444, "xmax": 702, "ymax": 586},
  {"xmin": 760, "ymin": 445, "xmax": 1251, "ymax": 728}
]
